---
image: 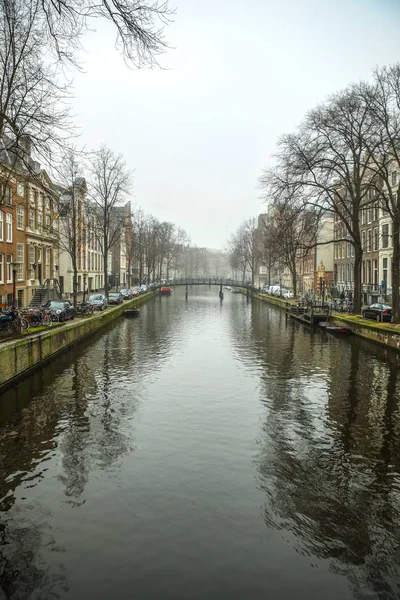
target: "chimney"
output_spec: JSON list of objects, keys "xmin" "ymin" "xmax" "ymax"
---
[{"xmin": 19, "ymin": 134, "xmax": 32, "ymax": 157}]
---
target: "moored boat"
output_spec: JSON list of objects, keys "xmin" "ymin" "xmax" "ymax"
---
[
  {"xmin": 125, "ymin": 308, "xmax": 140, "ymax": 318},
  {"xmin": 160, "ymin": 287, "xmax": 172, "ymax": 296},
  {"xmin": 319, "ymin": 321, "xmax": 351, "ymax": 335}
]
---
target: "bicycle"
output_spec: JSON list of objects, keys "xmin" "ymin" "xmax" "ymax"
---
[
  {"xmin": 76, "ymin": 301, "xmax": 95, "ymax": 316},
  {"xmin": 0, "ymin": 308, "xmax": 29, "ymax": 335},
  {"xmin": 23, "ymin": 308, "xmax": 52, "ymax": 328}
]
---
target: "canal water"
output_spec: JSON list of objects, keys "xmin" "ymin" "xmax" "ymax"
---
[{"xmin": 1, "ymin": 287, "xmax": 400, "ymax": 600}]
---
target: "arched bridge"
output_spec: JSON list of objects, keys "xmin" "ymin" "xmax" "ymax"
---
[{"xmin": 160, "ymin": 278, "xmax": 251, "ymax": 289}]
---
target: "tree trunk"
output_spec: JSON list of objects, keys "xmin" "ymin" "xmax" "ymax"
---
[
  {"xmin": 353, "ymin": 244, "xmax": 362, "ymax": 314},
  {"xmin": 73, "ymin": 266, "xmax": 78, "ymax": 309},
  {"xmin": 291, "ymin": 262, "xmax": 297, "ymax": 297},
  {"xmin": 392, "ymin": 215, "xmax": 400, "ymax": 323},
  {"xmin": 104, "ymin": 234, "xmax": 109, "ymax": 299}
]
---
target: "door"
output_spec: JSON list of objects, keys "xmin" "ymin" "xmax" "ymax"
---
[{"xmin": 38, "ymin": 263, "xmax": 42, "ymax": 285}]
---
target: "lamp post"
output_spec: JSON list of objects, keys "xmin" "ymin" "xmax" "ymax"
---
[
  {"xmin": 11, "ymin": 261, "xmax": 19, "ymax": 308},
  {"xmin": 83, "ymin": 271, "xmax": 88, "ymax": 303}
]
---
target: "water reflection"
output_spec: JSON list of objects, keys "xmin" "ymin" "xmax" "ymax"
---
[
  {"xmin": 1, "ymin": 290, "xmax": 400, "ymax": 599},
  {"xmin": 234, "ymin": 298, "xmax": 400, "ymax": 599}
]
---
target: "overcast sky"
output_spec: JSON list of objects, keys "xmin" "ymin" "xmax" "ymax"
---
[{"xmin": 73, "ymin": 0, "xmax": 400, "ymax": 249}]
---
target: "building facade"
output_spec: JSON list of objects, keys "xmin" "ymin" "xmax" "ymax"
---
[{"xmin": 0, "ymin": 137, "xmax": 59, "ymax": 308}]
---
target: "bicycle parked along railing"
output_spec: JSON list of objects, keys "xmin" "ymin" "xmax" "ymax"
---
[
  {"xmin": 76, "ymin": 301, "xmax": 95, "ymax": 316},
  {"xmin": 0, "ymin": 308, "xmax": 29, "ymax": 335},
  {"xmin": 22, "ymin": 307, "xmax": 53, "ymax": 328}
]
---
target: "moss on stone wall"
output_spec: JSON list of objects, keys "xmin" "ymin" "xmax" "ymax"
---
[{"xmin": 0, "ymin": 291, "xmax": 155, "ymax": 391}]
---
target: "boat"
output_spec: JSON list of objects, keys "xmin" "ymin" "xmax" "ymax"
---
[
  {"xmin": 125, "ymin": 308, "xmax": 140, "ymax": 318},
  {"xmin": 225, "ymin": 286, "xmax": 232, "ymax": 291},
  {"xmin": 319, "ymin": 321, "xmax": 351, "ymax": 335},
  {"xmin": 160, "ymin": 287, "xmax": 172, "ymax": 296},
  {"xmin": 232, "ymin": 289, "xmax": 241, "ymax": 294}
]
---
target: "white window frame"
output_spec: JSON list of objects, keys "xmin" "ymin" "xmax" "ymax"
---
[
  {"xmin": 37, "ymin": 210, "xmax": 42, "ymax": 234},
  {"xmin": 6, "ymin": 254, "xmax": 12, "ymax": 283},
  {"xmin": 17, "ymin": 205, "xmax": 24, "ymax": 229},
  {"xmin": 6, "ymin": 213, "xmax": 12, "ymax": 243},
  {"xmin": 16, "ymin": 244, "xmax": 24, "ymax": 281}
]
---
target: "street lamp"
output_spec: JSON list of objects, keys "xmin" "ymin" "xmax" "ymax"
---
[
  {"xmin": 83, "ymin": 271, "xmax": 88, "ymax": 303},
  {"xmin": 11, "ymin": 261, "xmax": 19, "ymax": 308}
]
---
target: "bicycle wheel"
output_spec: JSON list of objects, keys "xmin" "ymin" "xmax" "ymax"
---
[
  {"xmin": 20, "ymin": 317, "xmax": 29, "ymax": 332},
  {"xmin": 43, "ymin": 314, "xmax": 52, "ymax": 327}
]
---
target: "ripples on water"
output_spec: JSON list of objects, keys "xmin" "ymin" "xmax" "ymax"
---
[{"xmin": 1, "ymin": 287, "xmax": 400, "ymax": 599}]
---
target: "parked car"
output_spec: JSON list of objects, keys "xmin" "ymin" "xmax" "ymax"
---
[
  {"xmin": 282, "ymin": 290, "xmax": 294, "ymax": 299},
  {"xmin": 362, "ymin": 303, "xmax": 392, "ymax": 322},
  {"xmin": 87, "ymin": 294, "xmax": 108, "ymax": 311},
  {"xmin": 108, "ymin": 292, "xmax": 123, "ymax": 305},
  {"xmin": 119, "ymin": 288, "xmax": 133, "ymax": 300},
  {"xmin": 140, "ymin": 285, "xmax": 149, "ymax": 293},
  {"xmin": 42, "ymin": 300, "xmax": 76, "ymax": 322},
  {"xmin": 131, "ymin": 288, "xmax": 140, "ymax": 297}
]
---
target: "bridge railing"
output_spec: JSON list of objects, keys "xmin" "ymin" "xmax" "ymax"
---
[{"xmin": 162, "ymin": 278, "xmax": 250, "ymax": 288}]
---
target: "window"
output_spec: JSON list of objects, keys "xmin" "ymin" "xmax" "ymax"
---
[
  {"xmin": 46, "ymin": 248, "xmax": 50, "ymax": 279},
  {"xmin": 362, "ymin": 210, "xmax": 366, "ymax": 225},
  {"xmin": 37, "ymin": 211, "xmax": 42, "ymax": 233},
  {"xmin": 373, "ymin": 259, "xmax": 378, "ymax": 285},
  {"xmin": 16, "ymin": 244, "xmax": 24, "ymax": 280},
  {"xmin": 37, "ymin": 248, "xmax": 42, "ymax": 264},
  {"xmin": 45, "ymin": 215, "xmax": 50, "ymax": 232},
  {"xmin": 17, "ymin": 183, "xmax": 24, "ymax": 197},
  {"xmin": 367, "ymin": 230, "xmax": 372, "ymax": 252},
  {"xmin": 6, "ymin": 213, "xmax": 12, "ymax": 242},
  {"xmin": 0, "ymin": 254, "xmax": 3, "ymax": 283},
  {"xmin": 382, "ymin": 223, "xmax": 389, "ymax": 248},
  {"xmin": 392, "ymin": 170, "xmax": 397, "ymax": 186},
  {"xmin": 362, "ymin": 230, "xmax": 366, "ymax": 250},
  {"xmin": 351, "ymin": 244, "xmax": 355, "ymax": 258},
  {"xmin": 6, "ymin": 255, "xmax": 12, "ymax": 282},
  {"xmin": 17, "ymin": 206, "xmax": 24, "ymax": 229},
  {"xmin": 374, "ymin": 204, "xmax": 379, "ymax": 221},
  {"xmin": 362, "ymin": 261, "xmax": 366, "ymax": 284},
  {"xmin": 367, "ymin": 209, "xmax": 372, "ymax": 224},
  {"xmin": 373, "ymin": 227, "xmax": 378, "ymax": 251},
  {"xmin": 0, "ymin": 211, "xmax": 3, "ymax": 242},
  {"xmin": 367, "ymin": 261, "xmax": 372, "ymax": 283},
  {"xmin": 335, "ymin": 244, "xmax": 338, "ymax": 260},
  {"xmin": 347, "ymin": 242, "xmax": 351, "ymax": 258},
  {"xmin": 5, "ymin": 186, "xmax": 12, "ymax": 206},
  {"xmin": 30, "ymin": 188, "xmax": 35, "ymax": 206},
  {"xmin": 29, "ymin": 246, "xmax": 35, "ymax": 279},
  {"xmin": 383, "ymin": 257, "xmax": 388, "ymax": 288},
  {"xmin": 29, "ymin": 209, "xmax": 34, "ymax": 230}
]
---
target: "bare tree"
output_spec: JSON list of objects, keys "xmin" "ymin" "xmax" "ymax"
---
[
  {"xmin": 265, "ymin": 201, "xmax": 318, "ymax": 296},
  {"xmin": 0, "ymin": 0, "xmax": 73, "ymax": 178},
  {"xmin": 262, "ymin": 86, "xmax": 380, "ymax": 314},
  {"xmin": 40, "ymin": 0, "xmax": 174, "ymax": 68},
  {"xmin": 88, "ymin": 146, "xmax": 132, "ymax": 299},
  {"xmin": 56, "ymin": 148, "xmax": 86, "ymax": 308},
  {"xmin": 360, "ymin": 66, "xmax": 400, "ymax": 322}
]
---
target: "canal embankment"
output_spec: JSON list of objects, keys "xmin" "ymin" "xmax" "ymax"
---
[
  {"xmin": 249, "ymin": 290, "xmax": 400, "ymax": 352},
  {"xmin": 0, "ymin": 292, "xmax": 154, "ymax": 392}
]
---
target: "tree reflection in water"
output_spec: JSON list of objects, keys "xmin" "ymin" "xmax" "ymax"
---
[{"xmin": 230, "ymin": 299, "xmax": 400, "ymax": 600}]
